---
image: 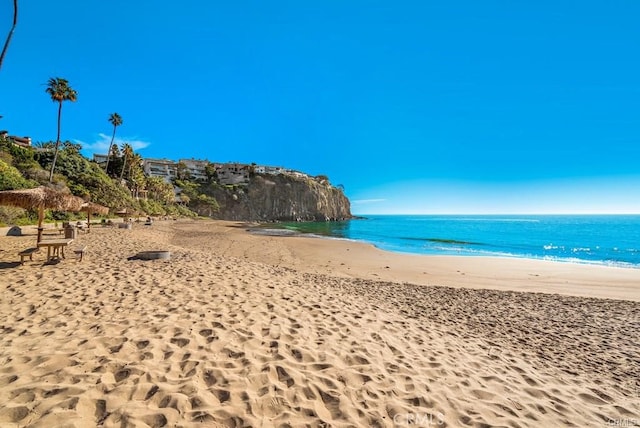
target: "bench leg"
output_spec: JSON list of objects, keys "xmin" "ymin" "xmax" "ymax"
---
[{"xmin": 19, "ymin": 253, "xmax": 33, "ymax": 264}]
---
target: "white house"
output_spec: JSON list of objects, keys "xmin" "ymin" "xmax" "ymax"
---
[
  {"xmin": 178, "ymin": 158, "xmax": 208, "ymax": 181},
  {"xmin": 93, "ymin": 153, "xmax": 108, "ymax": 167},
  {"xmin": 143, "ymin": 158, "xmax": 177, "ymax": 182},
  {"xmin": 255, "ymin": 165, "xmax": 285, "ymax": 175}
]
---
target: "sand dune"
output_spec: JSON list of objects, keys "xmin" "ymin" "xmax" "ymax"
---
[{"xmin": 0, "ymin": 220, "xmax": 638, "ymax": 427}]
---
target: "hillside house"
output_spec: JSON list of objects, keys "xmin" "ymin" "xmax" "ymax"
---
[
  {"xmin": 93, "ymin": 154, "xmax": 108, "ymax": 167},
  {"xmin": 143, "ymin": 158, "xmax": 177, "ymax": 183},
  {"xmin": 255, "ymin": 165, "xmax": 285, "ymax": 175},
  {"xmin": 1, "ymin": 131, "xmax": 32, "ymax": 147},
  {"xmin": 178, "ymin": 158, "xmax": 208, "ymax": 181},
  {"xmin": 217, "ymin": 163, "xmax": 250, "ymax": 185}
]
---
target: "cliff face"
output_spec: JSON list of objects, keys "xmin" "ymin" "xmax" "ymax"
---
[{"xmin": 203, "ymin": 174, "xmax": 351, "ymax": 222}]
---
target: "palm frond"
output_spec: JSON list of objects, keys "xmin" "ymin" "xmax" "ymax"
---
[{"xmin": 45, "ymin": 77, "xmax": 77, "ymax": 102}]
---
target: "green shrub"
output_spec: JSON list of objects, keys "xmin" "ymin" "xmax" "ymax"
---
[{"xmin": 0, "ymin": 159, "xmax": 37, "ymax": 190}]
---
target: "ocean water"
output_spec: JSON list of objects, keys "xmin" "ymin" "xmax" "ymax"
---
[{"xmin": 260, "ymin": 215, "xmax": 640, "ymax": 268}]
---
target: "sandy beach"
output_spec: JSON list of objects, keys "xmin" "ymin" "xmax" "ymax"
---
[{"xmin": 0, "ymin": 219, "xmax": 638, "ymax": 427}]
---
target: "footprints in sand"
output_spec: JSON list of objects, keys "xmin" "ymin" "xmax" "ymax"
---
[
  {"xmin": 0, "ymin": 374, "xmax": 18, "ymax": 387},
  {"xmin": 170, "ymin": 337, "xmax": 190, "ymax": 348},
  {"xmin": 291, "ymin": 347, "xmax": 304, "ymax": 362},
  {"xmin": 212, "ymin": 388, "xmax": 231, "ymax": 403},
  {"xmin": 578, "ymin": 392, "xmax": 611, "ymax": 406},
  {"xmin": 142, "ymin": 413, "xmax": 169, "ymax": 428},
  {"xmin": 145, "ymin": 384, "xmax": 160, "ymax": 400},
  {"xmin": 0, "ymin": 406, "xmax": 29, "ymax": 423},
  {"xmin": 276, "ymin": 366, "xmax": 295, "ymax": 387},
  {"xmin": 198, "ymin": 328, "xmax": 214, "ymax": 338}
]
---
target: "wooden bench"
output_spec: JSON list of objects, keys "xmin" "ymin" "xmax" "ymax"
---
[
  {"xmin": 74, "ymin": 245, "xmax": 87, "ymax": 262},
  {"xmin": 18, "ymin": 247, "xmax": 40, "ymax": 264},
  {"xmin": 42, "ymin": 228, "xmax": 64, "ymax": 236}
]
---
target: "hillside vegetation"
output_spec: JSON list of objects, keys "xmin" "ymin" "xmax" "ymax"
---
[{"xmin": 0, "ymin": 137, "xmax": 195, "ymax": 226}]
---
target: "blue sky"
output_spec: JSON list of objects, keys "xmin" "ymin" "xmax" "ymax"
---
[{"xmin": 1, "ymin": 1, "xmax": 639, "ymax": 214}]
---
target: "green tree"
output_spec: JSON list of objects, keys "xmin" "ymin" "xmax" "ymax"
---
[
  {"xmin": 145, "ymin": 176, "xmax": 174, "ymax": 204},
  {"xmin": 106, "ymin": 143, "xmax": 122, "ymax": 176},
  {"xmin": 104, "ymin": 112, "xmax": 122, "ymax": 174},
  {"xmin": 45, "ymin": 77, "xmax": 77, "ymax": 182},
  {"xmin": 176, "ymin": 161, "xmax": 191, "ymax": 180},
  {"xmin": 126, "ymin": 152, "xmax": 146, "ymax": 198},
  {"xmin": 119, "ymin": 143, "xmax": 134, "ymax": 180},
  {"xmin": 42, "ymin": 141, "xmax": 138, "ymax": 209},
  {"xmin": 174, "ymin": 179, "xmax": 219, "ymax": 216},
  {"xmin": 62, "ymin": 141, "xmax": 82, "ymax": 155},
  {"xmin": 0, "ymin": 0, "xmax": 18, "ymax": 71},
  {"xmin": 204, "ymin": 162, "xmax": 218, "ymax": 182}
]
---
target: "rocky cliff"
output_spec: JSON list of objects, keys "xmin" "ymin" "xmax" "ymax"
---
[{"xmin": 202, "ymin": 174, "xmax": 352, "ymax": 222}]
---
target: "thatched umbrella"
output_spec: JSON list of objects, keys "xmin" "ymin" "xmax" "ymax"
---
[
  {"xmin": 80, "ymin": 202, "xmax": 109, "ymax": 233},
  {"xmin": 0, "ymin": 186, "xmax": 84, "ymax": 242}
]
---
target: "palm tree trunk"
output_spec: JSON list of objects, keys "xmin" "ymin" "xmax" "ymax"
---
[
  {"xmin": 0, "ymin": 0, "xmax": 18, "ymax": 71},
  {"xmin": 48, "ymin": 101, "xmax": 62, "ymax": 182},
  {"xmin": 104, "ymin": 125, "xmax": 116, "ymax": 174},
  {"xmin": 120, "ymin": 155, "xmax": 127, "ymax": 180}
]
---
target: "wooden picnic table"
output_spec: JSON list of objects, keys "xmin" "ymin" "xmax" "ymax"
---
[{"xmin": 37, "ymin": 238, "xmax": 74, "ymax": 261}]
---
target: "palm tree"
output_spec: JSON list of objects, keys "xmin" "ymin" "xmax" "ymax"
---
[
  {"xmin": 0, "ymin": 0, "xmax": 18, "ymax": 71},
  {"xmin": 46, "ymin": 77, "xmax": 77, "ymax": 182},
  {"xmin": 128, "ymin": 152, "xmax": 145, "ymax": 198},
  {"xmin": 104, "ymin": 112, "xmax": 123, "ymax": 174},
  {"xmin": 119, "ymin": 143, "xmax": 134, "ymax": 180}
]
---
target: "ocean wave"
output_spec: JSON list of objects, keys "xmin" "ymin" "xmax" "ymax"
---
[
  {"xmin": 571, "ymin": 247, "xmax": 592, "ymax": 253},
  {"xmin": 286, "ymin": 231, "xmax": 640, "ymax": 269},
  {"xmin": 399, "ymin": 237, "xmax": 483, "ymax": 246},
  {"xmin": 543, "ymin": 244, "xmax": 564, "ymax": 250},
  {"xmin": 402, "ymin": 217, "xmax": 541, "ymax": 223},
  {"xmin": 440, "ymin": 218, "xmax": 541, "ymax": 223},
  {"xmin": 430, "ymin": 247, "xmax": 640, "ymax": 269},
  {"xmin": 249, "ymin": 228, "xmax": 299, "ymax": 237}
]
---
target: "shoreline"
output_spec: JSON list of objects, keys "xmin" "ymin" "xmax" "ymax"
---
[
  {"xmin": 248, "ymin": 223, "xmax": 640, "ymax": 269},
  {"xmin": 243, "ymin": 222, "xmax": 640, "ymax": 302},
  {"xmin": 251, "ymin": 225, "xmax": 640, "ymax": 270}
]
